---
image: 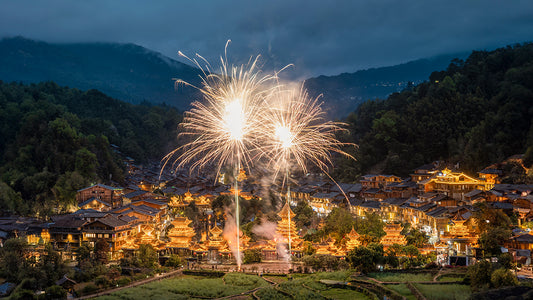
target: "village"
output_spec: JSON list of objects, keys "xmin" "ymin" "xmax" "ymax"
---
[{"xmin": 2, "ymin": 152, "xmax": 533, "ymax": 272}]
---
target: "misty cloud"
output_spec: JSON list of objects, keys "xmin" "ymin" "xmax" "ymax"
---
[{"xmin": 1, "ymin": 0, "xmax": 532, "ymax": 77}]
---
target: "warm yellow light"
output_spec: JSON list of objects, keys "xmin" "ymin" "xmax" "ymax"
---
[
  {"xmin": 224, "ymin": 98, "xmax": 244, "ymax": 140},
  {"xmin": 275, "ymin": 125, "xmax": 293, "ymax": 149}
]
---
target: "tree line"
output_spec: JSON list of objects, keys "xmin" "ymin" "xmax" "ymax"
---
[
  {"xmin": 335, "ymin": 42, "xmax": 533, "ymax": 181},
  {"xmin": 0, "ymin": 81, "xmax": 182, "ymax": 216}
]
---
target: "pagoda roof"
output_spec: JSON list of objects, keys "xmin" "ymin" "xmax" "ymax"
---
[
  {"xmin": 278, "ymin": 202, "xmax": 295, "ymax": 218},
  {"xmin": 210, "ymin": 224, "xmax": 223, "ymax": 236},
  {"xmin": 347, "ymin": 227, "xmax": 360, "ymax": 239}
]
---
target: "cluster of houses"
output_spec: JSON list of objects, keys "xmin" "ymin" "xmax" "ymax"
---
[{"xmin": 2, "ymin": 154, "xmax": 533, "ymax": 266}]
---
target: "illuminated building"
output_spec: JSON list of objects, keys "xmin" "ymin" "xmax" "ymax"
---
[
  {"xmin": 166, "ymin": 217, "xmax": 196, "ymax": 250},
  {"xmin": 381, "ymin": 223, "xmax": 407, "ymax": 247},
  {"xmin": 418, "ymin": 168, "xmax": 493, "ymax": 200}
]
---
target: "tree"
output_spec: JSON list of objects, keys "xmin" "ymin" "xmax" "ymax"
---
[
  {"xmin": 385, "ymin": 243, "xmax": 402, "ymax": 268},
  {"xmin": 323, "ymin": 207, "xmax": 354, "ymax": 243},
  {"xmin": 401, "ymin": 245, "xmax": 422, "ymax": 268},
  {"xmin": 138, "ymin": 244, "xmax": 158, "ymax": 268},
  {"xmin": 44, "ymin": 285, "xmax": 67, "ymax": 300},
  {"xmin": 491, "ymin": 268, "xmax": 518, "ymax": 288},
  {"xmin": 293, "ymin": 200, "xmax": 317, "ymax": 229},
  {"xmin": 243, "ymin": 249, "xmax": 262, "ymax": 264},
  {"xmin": 466, "ymin": 260, "xmax": 492, "ymax": 290},
  {"xmin": 0, "ymin": 238, "xmax": 29, "ymax": 282},
  {"xmin": 354, "ymin": 213, "xmax": 385, "ymax": 240},
  {"xmin": 347, "ymin": 243, "xmax": 384, "ymax": 274},
  {"xmin": 405, "ymin": 228, "xmax": 428, "ymax": 248},
  {"xmin": 165, "ymin": 254, "xmax": 182, "ymax": 268},
  {"xmin": 38, "ymin": 244, "xmax": 66, "ymax": 287},
  {"xmin": 76, "ymin": 243, "xmax": 92, "ymax": 265},
  {"xmin": 0, "ymin": 181, "xmax": 27, "ymax": 214},
  {"xmin": 94, "ymin": 239, "xmax": 109, "ymax": 264},
  {"xmin": 479, "ymin": 227, "xmax": 511, "ymax": 256}
]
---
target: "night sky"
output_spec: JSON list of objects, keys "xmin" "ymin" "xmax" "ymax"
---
[{"xmin": 1, "ymin": 0, "xmax": 532, "ymax": 78}]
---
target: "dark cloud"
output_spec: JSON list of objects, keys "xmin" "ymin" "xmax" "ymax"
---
[{"xmin": 1, "ymin": 0, "xmax": 532, "ymax": 77}]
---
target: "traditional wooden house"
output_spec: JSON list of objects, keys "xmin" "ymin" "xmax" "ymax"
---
[
  {"xmin": 309, "ymin": 192, "xmax": 339, "ymax": 215},
  {"xmin": 76, "ymin": 184, "xmax": 123, "ymax": 208},
  {"xmin": 418, "ymin": 168, "xmax": 493, "ymax": 201},
  {"xmin": 78, "ymin": 197, "xmax": 112, "ymax": 211},
  {"xmin": 82, "ymin": 215, "xmax": 135, "ymax": 260},
  {"xmin": 410, "ymin": 163, "xmax": 439, "ymax": 183},
  {"xmin": 49, "ymin": 215, "xmax": 87, "ymax": 259},
  {"xmin": 360, "ymin": 175, "xmax": 402, "ymax": 189}
]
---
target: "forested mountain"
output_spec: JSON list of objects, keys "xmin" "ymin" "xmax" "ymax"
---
[
  {"xmin": 1, "ymin": 37, "xmax": 469, "ymax": 118},
  {"xmin": 335, "ymin": 43, "xmax": 533, "ymax": 181},
  {"xmin": 0, "ymin": 81, "xmax": 182, "ymax": 215},
  {"xmin": 304, "ymin": 52, "xmax": 468, "ymax": 119},
  {"xmin": 0, "ymin": 37, "xmax": 202, "ymax": 109}
]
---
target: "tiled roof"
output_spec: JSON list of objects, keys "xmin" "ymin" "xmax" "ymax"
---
[
  {"xmin": 77, "ymin": 183, "xmax": 123, "ymax": 192},
  {"xmin": 50, "ymin": 215, "xmax": 87, "ymax": 229},
  {"xmin": 90, "ymin": 215, "xmax": 129, "ymax": 228},
  {"xmin": 123, "ymin": 190, "xmax": 149, "ymax": 199},
  {"xmin": 78, "ymin": 197, "xmax": 111, "ymax": 208}
]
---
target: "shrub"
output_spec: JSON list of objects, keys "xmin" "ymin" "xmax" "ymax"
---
[
  {"xmin": 80, "ymin": 283, "xmax": 99, "ymax": 296},
  {"xmin": 466, "ymin": 260, "xmax": 492, "ymax": 290},
  {"xmin": 95, "ymin": 275, "xmax": 111, "ymax": 288},
  {"xmin": 243, "ymin": 249, "xmax": 262, "ymax": 264},
  {"xmin": 117, "ymin": 277, "xmax": 131, "ymax": 286},
  {"xmin": 491, "ymin": 268, "xmax": 518, "ymax": 288},
  {"xmin": 164, "ymin": 254, "xmax": 182, "ymax": 268},
  {"xmin": 44, "ymin": 285, "xmax": 67, "ymax": 300}
]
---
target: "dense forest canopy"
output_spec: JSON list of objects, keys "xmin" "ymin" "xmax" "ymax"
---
[
  {"xmin": 0, "ymin": 81, "xmax": 182, "ymax": 215},
  {"xmin": 335, "ymin": 42, "xmax": 533, "ymax": 180}
]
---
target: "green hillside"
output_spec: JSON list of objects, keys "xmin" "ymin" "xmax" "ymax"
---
[
  {"xmin": 0, "ymin": 81, "xmax": 182, "ymax": 215},
  {"xmin": 337, "ymin": 43, "xmax": 533, "ymax": 180},
  {"xmin": 0, "ymin": 37, "xmax": 201, "ymax": 109}
]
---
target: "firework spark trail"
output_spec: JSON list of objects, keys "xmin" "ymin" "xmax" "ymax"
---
[
  {"xmin": 162, "ymin": 41, "xmax": 278, "ymax": 270},
  {"xmin": 259, "ymin": 84, "xmax": 356, "ymax": 257}
]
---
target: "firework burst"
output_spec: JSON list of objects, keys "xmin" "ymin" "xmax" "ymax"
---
[
  {"xmin": 162, "ymin": 43, "xmax": 275, "ymax": 174},
  {"xmin": 259, "ymin": 84, "xmax": 354, "ymax": 182}
]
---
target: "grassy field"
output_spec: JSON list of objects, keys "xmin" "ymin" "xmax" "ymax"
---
[
  {"xmin": 263, "ymin": 275, "xmax": 289, "ymax": 284},
  {"xmin": 414, "ymin": 283, "xmax": 471, "ymax": 300},
  {"xmin": 321, "ymin": 288, "xmax": 372, "ymax": 300},
  {"xmin": 436, "ymin": 274, "xmax": 466, "ymax": 282},
  {"xmin": 368, "ymin": 272, "xmax": 434, "ymax": 282},
  {"xmin": 94, "ymin": 270, "xmax": 472, "ymax": 300},
  {"xmin": 97, "ymin": 273, "xmax": 269, "ymax": 299},
  {"xmin": 385, "ymin": 283, "xmax": 417, "ymax": 300}
]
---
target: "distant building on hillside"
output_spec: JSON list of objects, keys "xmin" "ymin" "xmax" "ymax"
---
[{"xmin": 76, "ymin": 184, "xmax": 123, "ymax": 208}]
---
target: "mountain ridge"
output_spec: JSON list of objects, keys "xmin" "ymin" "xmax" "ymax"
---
[
  {"xmin": 0, "ymin": 36, "xmax": 202, "ymax": 109},
  {"xmin": 1, "ymin": 36, "xmax": 468, "ymax": 117},
  {"xmin": 304, "ymin": 52, "xmax": 469, "ymax": 119}
]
